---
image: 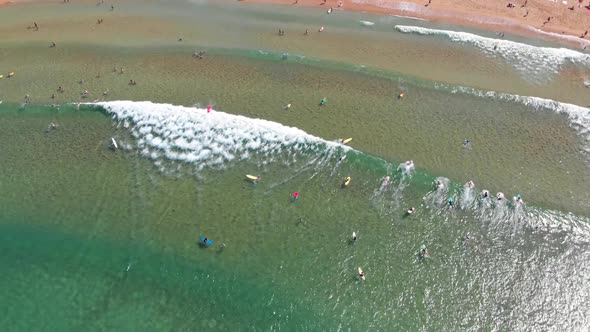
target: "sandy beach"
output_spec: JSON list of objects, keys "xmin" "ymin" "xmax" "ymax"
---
[{"xmin": 244, "ymin": 0, "xmax": 590, "ymax": 48}]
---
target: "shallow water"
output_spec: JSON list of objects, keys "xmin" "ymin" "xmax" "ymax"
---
[
  {"xmin": 1, "ymin": 103, "xmax": 589, "ymax": 330},
  {"xmin": 2, "ymin": 0, "xmax": 590, "ymax": 330}
]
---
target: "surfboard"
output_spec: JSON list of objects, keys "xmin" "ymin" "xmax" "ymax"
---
[
  {"xmin": 246, "ymin": 174, "xmax": 259, "ymax": 181},
  {"xmin": 343, "ymin": 177, "xmax": 351, "ymax": 186},
  {"xmin": 200, "ymin": 237, "xmax": 213, "ymax": 245},
  {"xmin": 7, "ymin": 72, "xmax": 14, "ymax": 78},
  {"xmin": 341, "ymin": 138, "xmax": 352, "ymax": 145},
  {"xmin": 0, "ymin": 75, "xmax": 3, "ymax": 79},
  {"xmin": 111, "ymin": 137, "xmax": 118, "ymax": 149},
  {"xmin": 358, "ymin": 267, "xmax": 365, "ymax": 281}
]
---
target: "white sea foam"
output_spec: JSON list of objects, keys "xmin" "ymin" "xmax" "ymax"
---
[
  {"xmin": 436, "ymin": 85, "xmax": 590, "ymax": 155},
  {"xmin": 395, "ymin": 25, "xmax": 589, "ymax": 83},
  {"xmin": 98, "ymin": 101, "xmax": 349, "ymax": 172}
]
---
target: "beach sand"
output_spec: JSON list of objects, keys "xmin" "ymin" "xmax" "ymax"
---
[{"xmin": 244, "ymin": 0, "xmax": 590, "ymax": 48}]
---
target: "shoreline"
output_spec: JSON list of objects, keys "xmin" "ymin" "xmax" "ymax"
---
[{"xmin": 242, "ymin": 0, "xmax": 590, "ymax": 49}]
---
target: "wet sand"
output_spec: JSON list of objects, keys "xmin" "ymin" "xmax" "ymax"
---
[{"xmin": 244, "ymin": 0, "xmax": 590, "ymax": 49}]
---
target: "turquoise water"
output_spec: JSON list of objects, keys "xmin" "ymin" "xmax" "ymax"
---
[
  {"xmin": 1, "ymin": 102, "xmax": 589, "ymax": 330},
  {"xmin": 2, "ymin": 0, "xmax": 590, "ymax": 330}
]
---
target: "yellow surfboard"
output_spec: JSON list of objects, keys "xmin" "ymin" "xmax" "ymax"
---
[
  {"xmin": 246, "ymin": 174, "xmax": 259, "ymax": 181},
  {"xmin": 341, "ymin": 138, "xmax": 352, "ymax": 145},
  {"xmin": 0, "ymin": 75, "xmax": 3, "ymax": 79},
  {"xmin": 343, "ymin": 176, "xmax": 351, "ymax": 186}
]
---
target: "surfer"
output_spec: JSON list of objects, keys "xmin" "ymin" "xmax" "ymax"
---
[
  {"xmin": 407, "ymin": 207, "xmax": 416, "ymax": 215},
  {"xmin": 496, "ymin": 192, "xmax": 505, "ymax": 201},
  {"xmin": 419, "ymin": 244, "xmax": 429, "ymax": 258},
  {"xmin": 466, "ymin": 180, "xmax": 474, "ymax": 188},
  {"xmin": 482, "ymin": 190, "xmax": 489, "ymax": 198},
  {"xmin": 292, "ymin": 192, "xmax": 299, "ymax": 199},
  {"xmin": 514, "ymin": 194, "xmax": 523, "ymax": 204},
  {"xmin": 284, "ymin": 103, "xmax": 291, "ymax": 110},
  {"xmin": 358, "ymin": 269, "xmax": 365, "ymax": 280},
  {"xmin": 398, "ymin": 92, "xmax": 405, "ymax": 99},
  {"xmin": 319, "ymin": 97, "xmax": 327, "ymax": 106},
  {"xmin": 463, "ymin": 139, "xmax": 471, "ymax": 148},
  {"xmin": 343, "ymin": 176, "xmax": 351, "ymax": 187},
  {"xmin": 338, "ymin": 155, "xmax": 346, "ymax": 162},
  {"xmin": 435, "ymin": 179, "xmax": 444, "ymax": 189},
  {"xmin": 448, "ymin": 197, "xmax": 454, "ymax": 207},
  {"xmin": 202, "ymin": 237, "xmax": 209, "ymax": 244},
  {"xmin": 382, "ymin": 176, "xmax": 391, "ymax": 186},
  {"xmin": 352, "ymin": 231, "xmax": 357, "ymax": 241}
]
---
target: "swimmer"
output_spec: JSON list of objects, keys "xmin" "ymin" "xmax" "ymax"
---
[
  {"xmin": 466, "ymin": 180, "xmax": 474, "ymax": 188},
  {"xmin": 435, "ymin": 179, "xmax": 444, "ymax": 189},
  {"xmin": 481, "ymin": 190, "xmax": 489, "ymax": 198},
  {"xmin": 407, "ymin": 207, "xmax": 416, "ymax": 215},
  {"xmin": 496, "ymin": 192, "xmax": 505, "ymax": 201},
  {"xmin": 398, "ymin": 92, "xmax": 405, "ymax": 99},
  {"xmin": 327, "ymin": 7, "xmax": 332, "ymax": 14},
  {"xmin": 207, "ymin": 105, "xmax": 212, "ymax": 113},
  {"xmin": 338, "ymin": 155, "xmax": 346, "ymax": 162},
  {"xmin": 382, "ymin": 176, "xmax": 391, "ymax": 185}
]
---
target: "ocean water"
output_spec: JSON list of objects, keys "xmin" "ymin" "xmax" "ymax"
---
[
  {"xmin": 1, "ymin": 100, "xmax": 589, "ymax": 330},
  {"xmin": 2, "ymin": 0, "xmax": 590, "ymax": 330}
]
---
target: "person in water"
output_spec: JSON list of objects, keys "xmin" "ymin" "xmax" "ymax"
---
[
  {"xmin": 407, "ymin": 207, "xmax": 416, "ymax": 215},
  {"xmin": 419, "ymin": 244, "xmax": 429, "ymax": 258},
  {"xmin": 319, "ymin": 97, "xmax": 327, "ymax": 106},
  {"xmin": 482, "ymin": 190, "xmax": 489, "ymax": 198},
  {"xmin": 435, "ymin": 179, "xmax": 443, "ymax": 189},
  {"xmin": 448, "ymin": 197, "xmax": 454, "ymax": 207},
  {"xmin": 202, "ymin": 237, "xmax": 209, "ymax": 244},
  {"xmin": 359, "ymin": 271, "xmax": 365, "ymax": 279}
]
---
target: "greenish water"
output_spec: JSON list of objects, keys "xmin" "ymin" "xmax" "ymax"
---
[
  {"xmin": 2, "ymin": 0, "xmax": 590, "ymax": 330},
  {"xmin": 1, "ymin": 102, "xmax": 589, "ymax": 330}
]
